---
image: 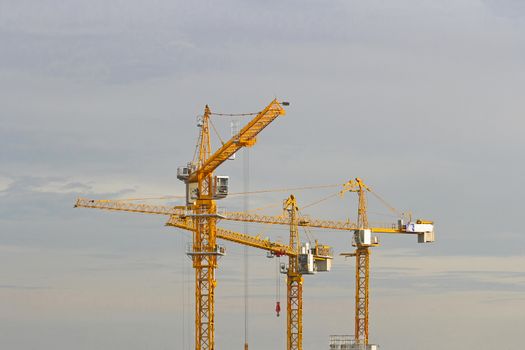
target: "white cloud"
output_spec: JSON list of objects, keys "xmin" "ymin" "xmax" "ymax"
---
[{"xmin": 0, "ymin": 175, "xmax": 14, "ymax": 193}]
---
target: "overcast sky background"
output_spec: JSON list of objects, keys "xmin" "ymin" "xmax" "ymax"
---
[{"xmin": 1, "ymin": 1, "xmax": 524, "ymax": 349}]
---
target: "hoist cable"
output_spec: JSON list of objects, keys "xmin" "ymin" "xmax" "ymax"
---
[
  {"xmin": 210, "ymin": 111, "xmax": 260, "ymax": 117},
  {"xmin": 229, "ymin": 184, "xmax": 340, "ymax": 197},
  {"xmin": 209, "ymin": 117, "xmax": 225, "ymax": 146},
  {"xmin": 301, "ymin": 192, "xmax": 340, "ymax": 210},
  {"xmin": 246, "ymin": 202, "xmax": 282, "ymax": 213},
  {"xmin": 192, "ymin": 125, "xmax": 202, "ymax": 165},
  {"xmin": 105, "ymin": 195, "xmax": 186, "ymax": 201},
  {"xmin": 179, "ymin": 233, "xmax": 186, "ymax": 350},
  {"xmin": 243, "ymin": 148, "xmax": 250, "ymax": 348},
  {"xmin": 369, "ymin": 190, "xmax": 403, "ymax": 217},
  {"xmin": 109, "ymin": 184, "xmax": 340, "ymax": 202},
  {"xmin": 301, "ymin": 225, "xmax": 314, "ymax": 246},
  {"xmin": 276, "ymin": 256, "xmax": 281, "ymax": 310}
]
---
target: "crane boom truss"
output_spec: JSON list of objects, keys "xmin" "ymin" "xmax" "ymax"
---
[
  {"xmin": 284, "ymin": 195, "xmax": 302, "ymax": 350},
  {"xmin": 189, "ymin": 99, "xmax": 286, "ymax": 182},
  {"xmin": 75, "ymin": 198, "xmax": 408, "ymax": 235},
  {"xmin": 74, "ymin": 198, "xmax": 185, "ymax": 215},
  {"xmin": 75, "ymin": 199, "xmax": 294, "ymax": 256},
  {"xmin": 223, "ymin": 211, "xmax": 401, "ymax": 233},
  {"xmin": 167, "ymin": 216, "xmax": 296, "ymax": 256},
  {"xmin": 76, "ymin": 195, "xmax": 323, "ymax": 350},
  {"xmin": 355, "ymin": 248, "xmax": 369, "ymax": 344}
]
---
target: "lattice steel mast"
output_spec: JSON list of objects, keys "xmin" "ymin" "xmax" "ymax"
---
[{"xmin": 283, "ymin": 195, "xmax": 302, "ymax": 350}]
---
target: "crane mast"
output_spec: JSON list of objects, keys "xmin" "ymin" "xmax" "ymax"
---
[
  {"xmin": 339, "ymin": 178, "xmax": 436, "ymax": 349},
  {"xmin": 354, "ymin": 178, "xmax": 371, "ymax": 345},
  {"xmin": 177, "ymin": 100, "xmax": 286, "ymax": 350},
  {"xmin": 283, "ymin": 195, "xmax": 302, "ymax": 350},
  {"xmin": 191, "ymin": 106, "xmax": 218, "ymax": 350},
  {"xmin": 340, "ymin": 178, "xmax": 373, "ymax": 346}
]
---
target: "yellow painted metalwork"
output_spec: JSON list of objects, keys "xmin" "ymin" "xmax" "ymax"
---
[
  {"xmin": 76, "ymin": 188, "xmax": 425, "ymax": 348},
  {"xmin": 354, "ymin": 247, "xmax": 369, "ymax": 344},
  {"xmin": 166, "ymin": 216, "xmax": 297, "ymax": 256},
  {"xmin": 76, "ymin": 178, "xmax": 431, "ymax": 350},
  {"xmin": 352, "ymin": 179, "xmax": 370, "ymax": 344},
  {"xmin": 191, "ymin": 105, "xmax": 216, "ymax": 350},
  {"xmin": 188, "ymin": 99, "xmax": 285, "ymax": 183},
  {"xmin": 74, "ymin": 198, "xmax": 406, "ymax": 234},
  {"xmin": 223, "ymin": 211, "xmax": 404, "ymax": 233},
  {"xmin": 188, "ymin": 100, "xmax": 286, "ymax": 350},
  {"xmin": 73, "ymin": 199, "xmax": 309, "ymax": 257},
  {"xmin": 74, "ymin": 197, "xmax": 185, "ymax": 215},
  {"xmin": 77, "ymin": 194, "xmax": 315, "ymax": 350},
  {"xmin": 224, "ymin": 211, "xmax": 358, "ymax": 230},
  {"xmin": 77, "ymin": 194, "xmax": 324, "ymax": 350},
  {"xmin": 76, "ymin": 100, "xmax": 286, "ymax": 350},
  {"xmin": 283, "ymin": 195, "xmax": 302, "ymax": 350},
  {"xmin": 339, "ymin": 178, "xmax": 370, "ymax": 229},
  {"xmin": 341, "ymin": 178, "xmax": 372, "ymax": 345},
  {"xmin": 73, "ymin": 95, "xmax": 435, "ymax": 350}
]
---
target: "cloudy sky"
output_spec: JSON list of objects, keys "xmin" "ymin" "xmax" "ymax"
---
[{"xmin": 1, "ymin": 1, "xmax": 524, "ymax": 349}]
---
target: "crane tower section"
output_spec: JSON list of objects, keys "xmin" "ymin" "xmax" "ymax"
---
[{"xmin": 176, "ymin": 100, "xmax": 286, "ymax": 350}]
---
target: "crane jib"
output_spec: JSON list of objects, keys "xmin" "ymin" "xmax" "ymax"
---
[{"xmin": 188, "ymin": 99, "xmax": 285, "ymax": 182}]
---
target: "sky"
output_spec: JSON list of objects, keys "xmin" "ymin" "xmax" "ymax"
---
[{"xmin": 1, "ymin": 0, "xmax": 524, "ymax": 349}]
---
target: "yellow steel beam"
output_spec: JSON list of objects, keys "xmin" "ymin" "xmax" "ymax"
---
[
  {"xmin": 188, "ymin": 99, "xmax": 286, "ymax": 182},
  {"xmin": 354, "ymin": 247, "xmax": 370, "ymax": 345},
  {"xmin": 284, "ymin": 195, "xmax": 302, "ymax": 350},
  {"xmin": 75, "ymin": 197, "xmax": 185, "ymax": 216},
  {"xmin": 75, "ymin": 197, "xmax": 405, "ymax": 234},
  {"xmin": 166, "ymin": 216, "xmax": 296, "ymax": 256}
]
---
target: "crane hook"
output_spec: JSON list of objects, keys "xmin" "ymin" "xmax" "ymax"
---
[{"xmin": 275, "ymin": 301, "xmax": 281, "ymax": 317}]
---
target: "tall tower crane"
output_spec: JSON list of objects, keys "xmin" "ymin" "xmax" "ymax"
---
[
  {"xmin": 338, "ymin": 178, "xmax": 435, "ymax": 348},
  {"xmin": 74, "ymin": 99, "xmax": 435, "ymax": 349},
  {"xmin": 283, "ymin": 195, "xmax": 302, "ymax": 350},
  {"xmin": 278, "ymin": 194, "xmax": 332, "ymax": 350},
  {"xmin": 77, "ymin": 99, "xmax": 287, "ymax": 350},
  {"xmin": 76, "ymin": 179, "xmax": 433, "ymax": 349},
  {"xmin": 190, "ymin": 181, "xmax": 435, "ymax": 348},
  {"xmin": 75, "ymin": 195, "xmax": 332, "ymax": 350},
  {"xmin": 177, "ymin": 100, "xmax": 286, "ymax": 350},
  {"xmin": 339, "ymin": 178, "xmax": 374, "ymax": 346}
]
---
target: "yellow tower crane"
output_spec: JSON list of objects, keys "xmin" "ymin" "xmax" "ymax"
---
[
  {"xmin": 177, "ymin": 99, "xmax": 286, "ymax": 350},
  {"xmin": 339, "ymin": 178, "xmax": 374, "ymax": 346},
  {"xmin": 199, "ymin": 180, "xmax": 436, "ymax": 348},
  {"xmin": 279, "ymin": 194, "xmax": 332, "ymax": 350},
  {"xmin": 75, "ymin": 194, "xmax": 333, "ymax": 350},
  {"xmin": 76, "ymin": 179, "xmax": 433, "ymax": 349},
  {"xmin": 283, "ymin": 195, "xmax": 302, "ymax": 350},
  {"xmin": 339, "ymin": 178, "xmax": 435, "ymax": 348},
  {"xmin": 77, "ymin": 99, "xmax": 287, "ymax": 350},
  {"xmin": 73, "ymin": 98, "xmax": 434, "ymax": 349}
]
